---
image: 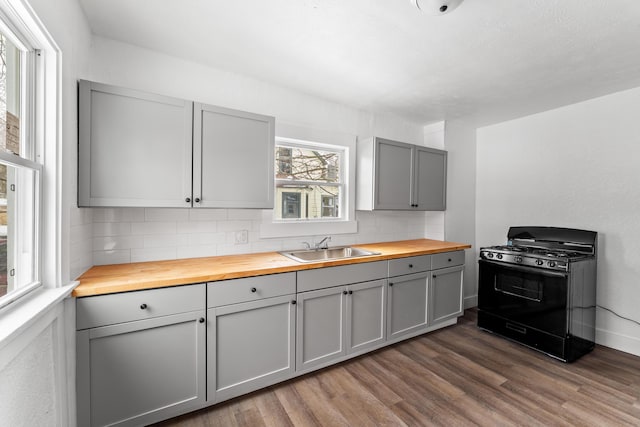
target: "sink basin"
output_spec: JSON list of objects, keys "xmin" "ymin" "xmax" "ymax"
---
[{"xmin": 279, "ymin": 246, "xmax": 380, "ymax": 263}]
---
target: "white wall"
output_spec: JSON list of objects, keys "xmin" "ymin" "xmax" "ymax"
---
[
  {"xmin": 477, "ymin": 86, "xmax": 640, "ymax": 356},
  {"xmin": 81, "ymin": 37, "xmax": 445, "ymax": 266},
  {"xmin": 444, "ymin": 119, "xmax": 477, "ymax": 307}
]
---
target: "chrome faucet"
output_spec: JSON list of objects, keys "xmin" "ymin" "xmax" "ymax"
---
[
  {"xmin": 315, "ymin": 236, "xmax": 331, "ymax": 250},
  {"xmin": 301, "ymin": 241, "xmax": 312, "ymax": 250}
]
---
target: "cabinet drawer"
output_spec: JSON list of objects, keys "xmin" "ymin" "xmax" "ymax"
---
[
  {"xmin": 432, "ymin": 251, "xmax": 465, "ymax": 270},
  {"xmin": 76, "ymin": 283, "xmax": 205, "ymax": 330},
  {"xmin": 388, "ymin": 255, "xmax": 431, "ymax": 277},
  {"xmin": 297, "ymin": 261, "xmax": 387, "ymax": 292},
  {"xmin": 207, "ymin": 272, "xmax": 296, "ymax": 308}
]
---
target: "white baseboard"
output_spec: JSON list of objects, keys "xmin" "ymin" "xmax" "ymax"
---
[
  {"xmin": 596, "ymin": 328, "xmax": 640, "ymax": 358},
  {"xmin": 464, "ymin": 294, "xmax": 477, "ymax": 309}
]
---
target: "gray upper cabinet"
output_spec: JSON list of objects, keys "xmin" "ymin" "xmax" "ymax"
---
[
  {"xmin": 78, "ymin": 81, "xmax": 275, "ymax": 208},
  {"xmin": 194, "ymin": 103, "xmax": 274, "ymax": 208},
  {"xmin": 356, "ymin": 136, "xmax": 447, "ymax": 211},
  {"xmin": 78, "ymin": 80, "xmax": 193, "ymax": 207},
  {"xmin": 414, "ymin": 146, "xmax": 447, "ymax": 211}
]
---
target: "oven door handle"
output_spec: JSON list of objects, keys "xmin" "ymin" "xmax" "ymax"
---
[{"xmin": 479, "ymin": 259, "xmax": 569, "ymax": 279}]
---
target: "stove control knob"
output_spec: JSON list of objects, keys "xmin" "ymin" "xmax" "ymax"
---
[
  {"xmin": 548, "ymin": 261, "xmax": 556, "ymax": 268},
  {"xmin": 536, "ymin": 259, "xmax": 544, "ymax": 266},
  {"xmin": 496, "ymin": 253, "xmax": 503, "ymax": 260},
  {"xmin": 515, "ymin": 256, "xmax": 523, "ymax": 263},
  {"xmin": 487, "ymin": 252, "xmax": 494, "ymax": 258}
]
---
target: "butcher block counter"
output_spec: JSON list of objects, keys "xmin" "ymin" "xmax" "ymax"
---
[{"xmin": 73, "ymin": 238, "xmax": 471, "ymax": 297}]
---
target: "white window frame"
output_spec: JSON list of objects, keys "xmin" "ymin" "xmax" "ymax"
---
[
  {"xmin": 0, "ymin": 0, "xmax": 61, "ymax": 310},
  {"xmin": 261, "ymin": 130, "xmax": 358, "ymax": 239},
  {"xmin": 274, "ymin": 137, "xmax": 346, "ymax": 222}
]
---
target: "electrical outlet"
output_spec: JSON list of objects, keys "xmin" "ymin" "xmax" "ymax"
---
[{"xmin": 234, "ymin": 229, "xmax": 248, "ymax": 244}]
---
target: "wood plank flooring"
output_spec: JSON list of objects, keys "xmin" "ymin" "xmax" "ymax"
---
[{"xmin": 153, "ymin": 310, "xmax": 640, "ymax": 426}]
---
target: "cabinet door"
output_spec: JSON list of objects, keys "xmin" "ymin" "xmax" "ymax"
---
[
  {"xmin": 208, "ymin": 295, "xmax": 295, "ymax": 403},
  {"xmin": 77, "ymin": 311, "xmax": 206, "ymax": 427},
  {"xmin": 374, "ymin": 138, "xmax": 414, "ymax": 210},
  {"xmin": 296, "ymin": 286, "xmax": 346, "ymax": 372},
  {"xmin": 429, "ymin": 265, "xmax": 464, "ymax": 324},
  {"xmin": 193, "ymin": 103, "xmax": 275, "ymax": 208},
  {"xmin": 387, "ymin": 271, "xmax": 429, "ymax": 341},
  {"xmin": 414, "ymin": 146, "xmax": 447, "ymax": 211},
  {"xmin": 346, "ymin": 279, "xmax": 387, "ymax": 355},
  {"xmin": 78, "ymin": 80, "xmax": 193, "ymax": 207}
]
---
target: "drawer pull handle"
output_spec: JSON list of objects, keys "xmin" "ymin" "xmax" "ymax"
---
[
  {"xmin": 343, "ymin": 290, "xmax": 348, "ymax": 295},
  {"xmin": 251, "ymin": 287, "xmax": 257, "ymax": 293},
  {"xmin": 140, "ymin": 303, "xmax": 148, "ymax": 310},
  {"xmin": 448, "ymin": 258, "xmax": 452, "ymax": 262},
  {"xmin": 291, "ymin": 300, "xmax": 296, "ymax": 305},
  {"xmin": 408, "ymin": 264, "xmax": 413, "ymax": 268},
  {"xmin": 348, "ymin": 290, "xmax": 353, "ymax": 295},
  {"xmin": 199, "ymin": 317, "xmax": 205, "ymax": 323},
  {"xmin": 389, "ymin": 282, "xmax": 393, "ymax": 287}
]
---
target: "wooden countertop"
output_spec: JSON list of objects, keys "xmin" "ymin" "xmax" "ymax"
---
[{"xmin": 73, "ymin": 239, "xmax": 472, "ymax": 297}]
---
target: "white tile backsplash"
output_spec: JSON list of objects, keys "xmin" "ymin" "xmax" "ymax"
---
[
  {"xmin": 144, "ymin": 208, "xmax": 190, "ymax": 222},
  {"xmin": 84, "ymin": 206, "xmax": 445, "ymax": 268},
  {"xmin": 131, "ymin": 221, "xmax": 177, "ymax": 235},
  {"xmin": 93, "ymin": 222, "xmax": 132, "ymax": 237}
]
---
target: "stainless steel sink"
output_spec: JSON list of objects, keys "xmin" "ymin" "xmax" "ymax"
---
[{"xmin": 279, "ymin": 246, "xmax": 380, "ymax": 263}]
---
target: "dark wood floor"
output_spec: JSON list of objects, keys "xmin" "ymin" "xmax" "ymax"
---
[{"xmin": 155, "ymin": 310, "xmax": 640, "ymax": 426}]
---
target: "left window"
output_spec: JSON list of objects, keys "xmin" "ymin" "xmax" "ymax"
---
[{"xmin": 0, "ymin": 23, "xmax": 42, "ymax": 307}]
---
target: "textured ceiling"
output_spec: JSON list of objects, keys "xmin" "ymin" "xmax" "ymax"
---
[{"xmin": 79, "ymin": 0, "xmax": 640, "ymax": 126}]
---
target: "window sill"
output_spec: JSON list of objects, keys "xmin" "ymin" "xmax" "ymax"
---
[
  {"xmin": 0, "ymin": 283, "xmax": 78, "ymax": 351},
  {"xmin": 260, "ymin": 220, "xmax": 358, "ymax": 239}
]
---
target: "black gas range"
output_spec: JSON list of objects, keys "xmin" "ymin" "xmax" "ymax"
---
[{"xmin": 477, "ymin": 226, "xmax": 598, "ymax": 362}]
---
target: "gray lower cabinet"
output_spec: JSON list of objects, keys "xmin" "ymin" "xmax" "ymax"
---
[
  {"xmin": 206, "ymin": 273, "xmax": 296, "ymax": 403},
  {"xmin": 76, "ymin": 284, "xmax": 206, "ymax": 427},
  {"xmin": 296, "ymin": 286, "xmax": 347, "ymax": 371},
  {"xmin": 296, "ymin": 278, "xmax": 387, "ymax": 372},
  {"xmin": 207, "ymin": 294, "xmax": 296, "ymax": 402},
  {"xmin": 386, "ymin": 271, "xmax": 430, "ymax": 341},
  {"xmin": 429, "ymin": 251, "xmax": 465, "ymax": 324},
  {"xmin": 346, "ymin": 279, "xmax": 387, "ymax": 355}
]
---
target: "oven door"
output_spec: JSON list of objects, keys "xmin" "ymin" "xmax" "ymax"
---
[{"xmin": 478, "ymin": 259, "xmax": 568, "ymax": 337}]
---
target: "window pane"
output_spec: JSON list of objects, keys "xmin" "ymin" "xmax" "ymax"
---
[
  {"xmin": 0, "ymin": 33, "xmax": 21, "ymax": 156},
  {"xmin": 276, "ymin": 183, "xmax": 340, "ymax": 220},
  {"xmin": 275, "ymin": 146, "xmax": 340, "ymax": 183},
  {"xmin": 0, "ymin": 163, "xmax": 36, "ymax": 297}
]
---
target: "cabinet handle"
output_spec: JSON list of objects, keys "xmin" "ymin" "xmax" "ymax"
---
[
  {"xmin": 185, "ymin": 197, "xmax": 191, "ymax": 203},
  {"xmin": 343, "ymin": 290, "xmax": 348, "ymax": 295},
  {"xmin": 408, "ymin": 264, "xmax": 413, "ymax": 268},
  {"xmin": 291, "ymin": 300, "xmax": 297, "ymax": 305},
  {"xmin": 199, "ymin": 317, "xmax": 205, "ymax": 323},
  {"xmin": 251, "ymin": 287, "xmax": 257, "ymax": 293},
  {"xmin": 389, "ymin": 283, "xmax": 393, "ymax": 287},
  {"xmin": 348, "ymin": 290, "xmax": 353, "ymax": 295},
  {"xmin": 195, "ymin": 197, "xmax": 201, "ymax": 203},
  {"xmin": 140, "ymin": 303, "xmax": 147, "ymax": 310},
  {"xmin": 433, "ymin": 275, "xmax": 437, "ymax": 278},
  {"xmin": 448, "ymin": 258, "xmax": 452, "ymax": 262}
]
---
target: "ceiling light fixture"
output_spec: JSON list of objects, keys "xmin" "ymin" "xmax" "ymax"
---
[{"xmin": 411, "ymin": 0, "xmax": 464, "ymax": 15}]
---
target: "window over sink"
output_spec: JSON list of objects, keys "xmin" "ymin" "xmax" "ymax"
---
[{"xmin": 274, "ymin": 137, "xmax": 345, "ymax": 222}]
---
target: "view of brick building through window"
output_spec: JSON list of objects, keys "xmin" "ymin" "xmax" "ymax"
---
[{"xmin": 0, "ymin": 33, "xmax": 20, "ymax": 298}]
